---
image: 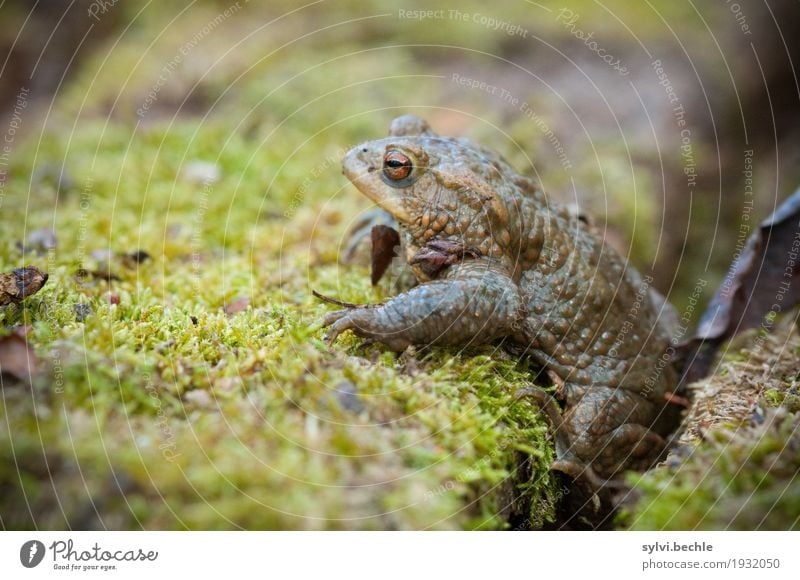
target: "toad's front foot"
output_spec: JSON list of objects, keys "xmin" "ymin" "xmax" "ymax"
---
[
  {"xmin": 321, "ymin": 307, "xmax": 413, "ymax": 351},
  {"xmin": 317, "ymin": 262, "xmax": 523, "ymax": 352}
]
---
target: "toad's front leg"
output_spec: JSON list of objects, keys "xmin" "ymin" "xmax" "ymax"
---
[{"xmin": 320, "ymin": 262, "xmax": 523, "ymax": 351}]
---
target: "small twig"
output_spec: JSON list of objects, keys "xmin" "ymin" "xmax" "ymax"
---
[{"xmin": 312, "ymin": 290, "xmax": 364, "ymax": 309}]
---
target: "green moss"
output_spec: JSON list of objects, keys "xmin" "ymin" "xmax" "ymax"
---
[
  {"xmin": 622, "ymin": 328, "xmax": 800, "ymax": 531},
  {"xmin": 0, "ymin": 4, "xmax": 565, "ymax": 527},
  {"xmin": 763, "ymin": 386, "xmax": 800, "ymax": 414},
  {"xmin": 623, "ymin": 411, "xmax": 800, "ymax": 530}
]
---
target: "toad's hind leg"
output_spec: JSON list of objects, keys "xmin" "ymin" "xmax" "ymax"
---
[
  {"xmin": 515, "ymin": 387, "xmax": 618, "ymax": 489},
  {"xmin": 592, "ymin": 423, "xmax": 667, "ymax": 475},
  {"xmin": 564, "ymin": 387, "xmax": 667, "ymax": 478},
  {"xmin": 516, "ymin": 386, "xmax": 667, "ymax": 488},
  {"xmin": 342, "ymin": 208, "xmax": 396, "ymax": 264}
]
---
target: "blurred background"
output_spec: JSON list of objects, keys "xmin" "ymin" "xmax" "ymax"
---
[{"xmin": 1, "ymin": 0, "xmax": 799, "ymax": 530}]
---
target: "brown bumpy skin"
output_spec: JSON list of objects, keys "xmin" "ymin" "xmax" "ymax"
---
[{"xmin": 321, "ymin": 115, "xmax": 679, "ymax": 482}]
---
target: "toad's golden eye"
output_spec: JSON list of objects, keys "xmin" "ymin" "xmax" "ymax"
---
[{"xmin": 383, "ymin": 150, "xmax": 413, "ymax": 181}]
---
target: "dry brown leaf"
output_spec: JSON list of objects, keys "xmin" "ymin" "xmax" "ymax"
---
[
  {"xmin": 370, "ymin": 224, "xmax": 400, "ymax": 286},
  {"xmin": 0, "ymin": 266, "xmax": 48, "ymax": 306},
  {"xmin": 0, "ymin": 328, "xmax": 40, "ymax": 383},
  {"xmin": 680, "ymin": 187, "xmax": 800, "ymax": 384}
]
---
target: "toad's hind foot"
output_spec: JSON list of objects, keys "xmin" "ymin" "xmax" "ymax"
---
[
  {"xmin": 515, "ymin": 386, "xmax": 628, "ymax": 492},
  {"xmin": 595, "ymin": 422, "xmax": 667, "ymax": 475},
  {"xmin": 550, "ymin": 459, "xmax": 628, "ymax": 491},
  {"xmin": 516, "ymin": 385, "xmax": 669, "ymax": 492}
]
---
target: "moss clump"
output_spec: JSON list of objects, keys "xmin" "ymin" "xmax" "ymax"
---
[
  {"xmin": 622, "ymin": 323, "xmax": 800, "ymax": 530},
  {"xmin": 623, "ymin": 410, "xmax": 800, "ymax": 530},
  {"xmin": 763, "ymin": 386, "xmax": 800, "ymax": 413}
]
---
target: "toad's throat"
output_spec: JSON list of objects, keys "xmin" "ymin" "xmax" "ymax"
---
[{"xmin": 350, "ymin": 181, "xmax": 413, "ymax": 224}]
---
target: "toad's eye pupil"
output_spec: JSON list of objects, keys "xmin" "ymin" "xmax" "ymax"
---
[{"xmin": 383, "ymin": 151, "xmax": 413, "ymax": 181}]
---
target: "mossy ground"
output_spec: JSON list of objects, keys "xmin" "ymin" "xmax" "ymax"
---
[{"xmin": 622, "ymin": 322, "xmax": 800, "ymax": 530}]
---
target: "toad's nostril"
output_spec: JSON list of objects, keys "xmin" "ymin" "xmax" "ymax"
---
[
  {"xmin": 367, "ymin": 165, "xmax": 376, "ymax": 172},
  {"xmin": 361, "ymin": 148, "xmax": 368, "ymax": 153}
]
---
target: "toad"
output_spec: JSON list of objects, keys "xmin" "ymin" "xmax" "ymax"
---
[{"xmin": 319, "ymin": 115, "xmax": 680, "ymax": 485}]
